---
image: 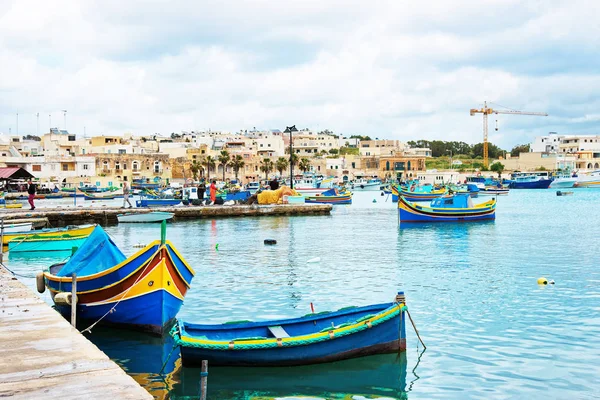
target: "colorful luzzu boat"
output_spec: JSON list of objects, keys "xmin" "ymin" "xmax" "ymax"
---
[
  {"xmin": 398, "ymin": 193, "xmax": 496, "ymax": 222},
  {"xmin": 43, "ymin": 223, "xmax": 194, "ymax": 334},
  {"xmin": 2, "ymin": 224, "xmax": 95, "ymax": 246},
  {"xmin": 172, "ymin": 293, "xmax": 407, "ymax": 367},
  {"xmin": 304, "ymin": 188, "xmax": 352, "ymax": 205},
  {"xmin": 8, "ymin": 233, "xmax": 89, "ymax": 253},
  {"xmin": 397, "ymin": 184, "xmax": 446, "ymax": 202}
]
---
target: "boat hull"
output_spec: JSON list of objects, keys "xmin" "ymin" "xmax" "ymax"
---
[
  {"xmin": 550, "ymin": 179, "xmax": 577, "ymax": 188},
  {"xmin": 136, "ymin": 199, "xmax": 181, "ymax": 207},
  {"xmin": 175, "ymin": 303, "xmax": 405, "ymax": 367},
  {"xmin": 398, "ymin": 189, "xmax": 445, "ymax": 201},
  {"xmin": 349, "ymin": 183, "xmax": 381, "ymax": 191},
  {"xmin": 8, "ymin": 236, "xmax": 88, "ymax": 253},
  {"xmin": 2, "ymin": 224, "xmax": 95, "ymax": 245},
  {"xmin": 304, "ymin": 195, "xmax": 352, "ymax": 205},
  {"xmin": 117, "ymin": 212, "xmax": 174, "ymax": 223},
  {"xmin": 398, "ymin": 196, "xmax": 496, "ymax": 222},
  {"xmin": 0, "ymin": 222, "xmax": 33, "ymax": 233},
  {"xmin": 509, "ymin": 179, "xmax": 552, "ymax": 189}
]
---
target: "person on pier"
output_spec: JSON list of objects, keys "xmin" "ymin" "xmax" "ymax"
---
[
  {"xmin": 122, "ymin": 182, "xmax": 133, "ymax": 208},
  {"xmin": 27, "ymin": 179, "xmax": 36, "ymax": 210}
]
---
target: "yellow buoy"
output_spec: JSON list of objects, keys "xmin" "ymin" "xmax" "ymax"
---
[{"xmin": 537, "ymin": 277, "xmax": 548, "ymax": 285}]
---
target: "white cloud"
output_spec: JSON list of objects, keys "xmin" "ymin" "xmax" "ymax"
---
[{"xmin": 0, "ymin": 0, "xmax": 599, "ymax": 149}]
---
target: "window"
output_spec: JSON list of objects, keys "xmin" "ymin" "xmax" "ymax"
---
[
  {"xmin": 132, "ymin": 161, "xmax": 139, "ymax": 171},
  {"xmin": 82, "ymin": 149, "xmax": 86, "ymax": 154},
  {"xmin": 32, "ymin": 165, "xmax": 41, "ymax": 172},
  {"xmin": 62, "ymin": 163, "xmax": 69, "ymax": 171},
  {"xmin": 83, "ymin": 164, "xmax": 89, "ymax": 170},
  {"xmin": 115, "ymin": 162, "xmax": 121, "ymax": 170},
  {"xmin": 118, "ymin": 149, "xmax": 126, "ymax": 154},
  {"xmin": 103, "ymin": 161, "xmax": 109, "ymax": 171},
  {"xmin": 154, "ymin": 161, "xmax": 161, "ymax": 173},
  {"xmin": 96, "ymin": 182, "xmax": 101, "ymax": 187},
  {"xmin": 123, "ymin": 163, "xmax": 127, "ymax": 170},
  {"xmin": 68, "ymin": 135, "xmax": 76, "ymax": 142}
]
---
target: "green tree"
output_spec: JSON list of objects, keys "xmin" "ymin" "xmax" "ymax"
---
[
  {"xmin": 260, "ymin": 158, "xmax": 274, "ymax": 180},
  {"xmin": 275, "ymin": 157, "xmax": 289, "ymax": 176},
  {"xmin": 298, "ymin": 158, "xmax": 311, "ymax": 173},
  {"xmin": 339, "ymin": 147, "xmax": 359, "ymax": 156},
  {"xmin": 511, "ymin": 144, "xmax": 530, "ymax": 157},
  {"xmin": 490, "ymin": 162, "xmax": 505, "ymax": 178},
  {"xmin": 329, "ymin": 148, "xmax": 339, "ymax": 155},
  {"xmin": 349, "ymin": 135, "xmax": 372, "ymax": 141},
  {"xmin": 218, "ymin": 150, "xmax": 230, "ymax": 181},
  {"xmin": 203, "ymin": 156, "xmax": 216, "ymax": 180},
  {"xmin": 230, "ymin": 155, "xmax": 245, "ymax": 180},
  {"xmin": 189, "ymin": 161, "xmax": 201, "ymax": 181}
]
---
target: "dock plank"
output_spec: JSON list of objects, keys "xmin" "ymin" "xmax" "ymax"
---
[{"xmin": 0, "ymin": 266, "xmax": 152, "ymax": 400}]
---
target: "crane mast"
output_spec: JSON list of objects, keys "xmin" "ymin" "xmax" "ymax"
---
[{"xmin": 470, "ymin": 101, "xmax": 547, "ymax": 167}]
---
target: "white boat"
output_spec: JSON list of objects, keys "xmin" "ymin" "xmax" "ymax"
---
[
  {"xmin": 350, "ymin": 178, "xmax": 383, "ymax": 191},
  {"xmin": 244, "ymin": 182, "xmax": 261, "ymax": 194},
  {"xmin": 0, "ymin": 222, "xmax": 33, "ymax": 233},
  {"xmin": 550, "ymin": 176, "xmax": 578, "ymax": 188},
  {"xmin": 575, "ymin": 170, "xmax": 600, "ymax": 187},
  {"xmin": 293, "ymin": 175, "xmax": 329, "ymax": 194},
  {"xmin": 117, "ymin": 211, "xmax": 174, "ymax": 223}
]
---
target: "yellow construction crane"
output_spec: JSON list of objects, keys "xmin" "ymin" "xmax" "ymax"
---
[{"xmin": 470, "ymin": 101, "xmax": 548, "ymax": 167}]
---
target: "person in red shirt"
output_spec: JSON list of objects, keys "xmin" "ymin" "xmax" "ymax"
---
[{"xmin": 209, "ymin": 180, "xmax": 217, "ymax": 205}]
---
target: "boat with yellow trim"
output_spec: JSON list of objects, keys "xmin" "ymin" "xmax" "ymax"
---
[
  {"xmin": 171, "ymin": 293, "xmax": 406, "ymax": 366},
  {"xmin": 42, "ymin": 223, "xmax": 195, "ymax": 334},
  {"xmin": 398, "ymin": 193, "xmax": 496, "ymax": 222},
  {"xmin": 2, "ymin": 224, "xmax": 95, "ymax": 245},
  {"xmin": 398, "ymin": 183, "xmax": 446, "ymax": 202}
]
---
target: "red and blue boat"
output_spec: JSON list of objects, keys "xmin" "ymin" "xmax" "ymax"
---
[
  {"xmin": 172, "ymin": 294, "xmax": 406, "ymax": 367},
  {"xmin": 43, "ymin": 223, "xmax": 194, "ymax": 334},
  {"xmin": 398, "ymin": 193, "xmax": 496, "ymax": 222}
]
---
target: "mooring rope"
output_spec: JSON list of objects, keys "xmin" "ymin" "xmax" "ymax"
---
[{"xmin": 406, "ymin": 309, "xmax": 426, "ymax": 349}]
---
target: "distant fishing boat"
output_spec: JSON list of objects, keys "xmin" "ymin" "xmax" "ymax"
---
[
  {"xmin": 398, "ymin": 184, "xmax": 446, "ymax": 201},
  {"xmin": 350, "ymin": 178, "xmax": 382, "ymax": 191},
  {"xmin": 575, "ymin": 170, "xmax": 600, "ymax": 187},
  {"xmin": 398, "ymin": 193, "xmax": 496, "ymax": 222},
  {"xmin": 508, "ymin": 172, "xmax": 552, "ymax": 189},
  {"xmin": 136, "ymin": 199, "xmax": 181, "ymax": 207},
  {"xmin": 117, "ymin": 211, "xmax": 174, "ymax": 223},
  {"xmin": 172, "ymin": 295, "xmax": 406, "ymax": 367},
  {"xmin": 478, "ymin": 186, "xmax": 510, "ymax": 195},
  {"xmin": 1, "ymin": 224, "xmax": 95, "ymax": 245},
  {"xmin": 8, "ymin": 234, "xmax": 89, "ymax": 253},
  {"xmin": 42, "ymin": 224, "xmax": 195, "ymax": 334},
  {"xmin": 304, "ymin": 188, "xmax": 352, "ymax": 205}
]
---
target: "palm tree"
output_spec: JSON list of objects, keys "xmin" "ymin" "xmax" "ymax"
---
[
  {"xmin": 203, "ymin": 156, "xmax": 216, "ymax": 180},
  {"xmin": 230, "ymin": 155, "xmax": 245, "ymax": 180},
  {"xmin": 218, "ymin": 150, "xmax": 230, "ymax": 181},
  {"xmin": 190, "ymin": 161, "xmax": 201, "ymax": 181},
  {"xmin": 260, "ymin": 158, "xmax": 274, "ymax": 180},
  {"xmin": 299, "ymin": 158, "xmax": 311, "ymax": 173},
  {"xmin": 275, "ymin": 157, "xmax": 289, "ymax": 177}
]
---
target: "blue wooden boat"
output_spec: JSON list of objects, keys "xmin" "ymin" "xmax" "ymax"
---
[
  {"xmin": 397, "ymin": 183, "xmax": 446, "ymax": 202},
  {"xmin": 136, "ymin": 199, "xmax": 181, "ymax": 207},
  {"xmin": 8, "ymin": 233, "xmax": 89, "ymax": 253},
  {"xmin": 43, "ymin": 224, "xmax": 195, "ymax": 334},
  {"xmin": 508, "ymin": 173, "xmax": 552, "ymax": 189},
  {"xmin": 398, "ymin": 193, "xmax": 496, "ymax": 222},
  {"xmin": 224, "ymin": 190, "xmax": 251, "ymax": 202},
  {"xmin": 304, "ymin": 188, "xmax": 352, "ymax": 204},
  {"xmin": 172, "ymin": 298, "xmax": 406, "ymax": 367}
]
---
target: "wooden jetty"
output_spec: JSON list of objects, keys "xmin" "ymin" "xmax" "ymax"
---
[
  {"xmin": 0, "ymin": 265, "xmax": 153, "ymax": 400},
  {"xmin": 0, "ymin": 204, "xmax": 332, "ymax": 227}
]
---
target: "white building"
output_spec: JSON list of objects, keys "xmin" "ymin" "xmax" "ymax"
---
[
  {"xmin": 530, "ymin": 132, "xmax": 565, "ymax": 153},
  {"xmin": 0, "ymin": 155, "xmax": 96, "ymax": 183}
]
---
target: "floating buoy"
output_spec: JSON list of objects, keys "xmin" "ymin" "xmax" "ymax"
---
[
  {"xmin": 36, "ymin": 272, "xmax": 45, "ymax": 294},
  {"xmin": 537, "ymin": 277, "xmax": 548, "ymax": 285},
  {"xmin": 549, "ymin": 280, "xmax": 555, "ymax": 285},
  {"xmin": 264, "ymin": 239, "xmax": 277, "ymax": 245},
  {"xmin": 372, "ymin": 199, "xmax": 377, "ymax": 203},
  {"xmin": 307, "ymin": 257, "xmax": 321, "ymax": 263},
  {"xmin": 215, "ymin": 244, "xmax": 219, "ymax": 251},
  {"xmin": 381, "ymin": 192, "xmax": 384, "ymax": 196}
]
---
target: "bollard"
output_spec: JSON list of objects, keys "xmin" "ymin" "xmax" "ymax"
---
[
  {"xmin": 71, "ymin": 273, "xmax": 77, "ymax": 327},
  {"xmin": 199, "ymin": 359, "xmax": 208, "ymax": 400}
]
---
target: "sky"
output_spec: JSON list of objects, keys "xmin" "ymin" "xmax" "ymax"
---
[{"xmin": 0, "ymin": 0, "xmax": 599, "ymax": 150}]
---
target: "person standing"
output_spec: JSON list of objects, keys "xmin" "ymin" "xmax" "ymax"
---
[
  {"xmin": 209, "ymin": 180, "xmax": 217, "ymax": 205},
  {"xmin": 122, "ymin": 182, "xmax": 133, "ymax": 208},
  {"xmin": 27, "ymin": 179, "xmax": 36, "ymax": 210},
  {"xmin": 197, "ymin": 180, "xmax": 206, "ymax": 204}
]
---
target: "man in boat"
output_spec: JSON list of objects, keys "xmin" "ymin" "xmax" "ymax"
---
[
  {"xmin": 122, "ymin": 182, "xmax": 133, "ymax": 208},
  {"xmin": 27, "ymin": 179, "xmax": 36, "ymax": 210}
]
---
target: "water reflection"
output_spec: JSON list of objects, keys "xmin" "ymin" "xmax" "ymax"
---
[{"xmin": 169, "ymin": 352, "xmax": 408, "ymax": 400}]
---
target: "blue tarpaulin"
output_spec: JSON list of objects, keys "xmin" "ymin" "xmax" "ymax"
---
[{"xmin": 57, "ymin": 226, "xmax": 126, "ymax": 277}]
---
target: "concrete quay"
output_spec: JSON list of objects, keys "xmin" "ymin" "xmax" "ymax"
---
[
  {"xmin": 0, "ymin": 266, "xmax": 153, "ymax": 400},
  {"xmin": 0, "ymin": 203, "xmax": 333, "ymax": 226}
]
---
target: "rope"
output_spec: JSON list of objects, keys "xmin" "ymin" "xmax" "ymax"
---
[
  {"xmin": 1, "ymin": 263, "xmax": 37, "ymax": 279},
  {"xmin": 158, "ymin": 342, "xmax": 178, "ymax": 375},
  {"xmin": 406, "ymin": 309, "xmax": 426, "ymax": 349},
  {"xmin": 81, "ymin": 246, "xmax": 162, "ymax": 334}
]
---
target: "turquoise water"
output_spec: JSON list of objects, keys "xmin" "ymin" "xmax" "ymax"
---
[{"xmin": 6, "ymin": 190, "xmax": 600, "ymax": 399}]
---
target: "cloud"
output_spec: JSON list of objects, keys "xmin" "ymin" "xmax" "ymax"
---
[{"xmin": 0, "ymin": 0, "xmax": 598, "ymax": 149}]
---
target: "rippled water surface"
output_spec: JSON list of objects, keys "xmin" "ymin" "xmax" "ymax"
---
[{"xmin": 7, "ymin": 190, "xmax": 600, "ymax": 399}]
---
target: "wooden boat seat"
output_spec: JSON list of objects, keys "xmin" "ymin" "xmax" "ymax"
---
[{"xmin": 268, "ymin": 325, "xmax": 290, "ymax": 338}]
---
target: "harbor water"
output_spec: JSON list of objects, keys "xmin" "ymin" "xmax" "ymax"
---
[{"xmin": 5, "ymin": 190, "xmax": 600, "ymax": 399}]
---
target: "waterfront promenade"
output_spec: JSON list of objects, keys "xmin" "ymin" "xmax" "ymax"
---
[
  {"xmin": 0, "ymin": 203, "xmax": 332, "ymax": 226},
  {"xmin": 0, "ymin": 265, "xmax": 152, "ymax": 400}
]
